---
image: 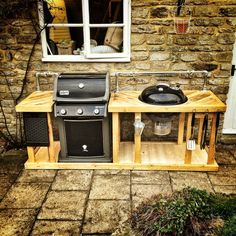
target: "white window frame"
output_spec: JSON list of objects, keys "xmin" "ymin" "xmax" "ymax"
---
[{"xmin": 38, "ymin": 0, "xmax": 131, "ymax": 62}]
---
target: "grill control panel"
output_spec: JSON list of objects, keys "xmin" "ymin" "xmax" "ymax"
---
[{"xmin": 55, "ymin": 104, "xmax": 106, "ymax": 117}]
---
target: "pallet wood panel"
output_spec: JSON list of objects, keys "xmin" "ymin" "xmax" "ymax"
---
[
  {"xmin": 15, "ymin": 91, "xmax": 53, "ymax": 112},
  {"xmin": 108, "ymin": 90, "xmax": 226, "ymax": 113}
]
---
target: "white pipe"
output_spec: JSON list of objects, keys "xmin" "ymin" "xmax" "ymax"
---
[
  {"xmin": 35, "ymin": 72, "xmax": 59, "ymax": 91},
  {"xmin": 112, "ymin": 70, "xmax": 209, "ymax": 92}
]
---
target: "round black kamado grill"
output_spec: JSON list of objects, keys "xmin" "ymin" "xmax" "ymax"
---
[
  {"xmin": 54, "ymin": 73, "xmax": 111, "ymax": 163},
  {"xmin": 139, "ymin": 83, "xmax": 187, "ymax": 105}
]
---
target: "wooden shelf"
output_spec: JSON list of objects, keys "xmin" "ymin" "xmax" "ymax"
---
[{"xmin": 25, "ymin": 141, "xmax": 218, "ymax": 171}]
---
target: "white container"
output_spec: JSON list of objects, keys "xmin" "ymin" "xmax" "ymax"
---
[
  {"xmin": 133, "ymin": 120, "xmax": 145, "ymax": 136},
  {"xmin": 154, "ymin": 120, "xmax": 172, "ymax": 136}
]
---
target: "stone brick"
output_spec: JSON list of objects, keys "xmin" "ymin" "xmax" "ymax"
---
[
  {"xmin": 132, "ymin": 25, "xmax": 157, "ymax": 34},
  {"xmin": 132, "ymin": 19, "xmax": 148, "ymax": 25},
  {"xmin": 198, "ymin": 53, "xmax": 214, "ymax": 62},
  {"xmin": 8, "ymin": 26, "xmax": 20, "ymax": 36},
  {"xmin": 174, "ymin": 35, "xmax": 198, "ymax": 45},
  {"xmin": 150, "ymin": 19, "xmax": 172, "ymax": 26},
  {"xmin": 131, "ymin": 34, "xmax": 145, "ymax": 45},
  {"xmin": 191, "ymin": 63, "xmax": 218, "ymax": 71},
  {"xmin": 150, "ymin": 52, "xmax": 170, "ymax": 61},
  {"xmin": 146, "ymin": 35, "xmax": 165, "ymax": 45},
  {"xmin": 198, "ymin": 35, "xmax": 217, "ymax": 45},
  {"xmin": 132, "ymin": 8, "xmax": 149, "ymax": 18},
  {"xmin": 171, "ymin": 63, "xmax": 192, "ymax": 71},
  {"xmin": 213, "ymin": 70, "xmax": 231, "ymax": 78},
  {"xmin": 193, "ymin": 6, "xmax": 220, "ymax": 17},
  {"xmin": 148, "ymin": 45, "xmax": 166, "ymax": 52},
  {"xmin": 150, "ymin": 7, "xmax": 168, "ymax": 18},
  {"xmin": 217, "ymin": 34, "xmax": 235, "ymax": 45},
  {"xmin": 213, "ymin": 52, "xmax": 233, "ymax": 62},
  {"xmin": 0, "ymin": 35, "xmax": 16, "ymax": 44},
  {"xmin": 193, "ymin": 18, "xmax": 225, "ymax": 26},
  {"xmin": 220, "ymin": 63, "xmax": 232, "ymax": 71},
  {"xmin": 131, "ymin": 51, "xmax": 149, "ymax": 61},
  {"xmin": 17, "ymin": 35, "xmax": 36, "ymax": 44},
  {"xmin": 134, "ymin": 62, "xmax": 151, "ymax": 70},
  {"xmin": 180, "ymin": 53, "xmax": 198, "ymax": 62},
  {"xmin": 219, "ymin": 7, "xmax": 236, "ymax": 17}
]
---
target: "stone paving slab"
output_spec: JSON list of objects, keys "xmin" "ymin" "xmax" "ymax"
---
[
  {"xmin": 0, "ymin": 173, "xmax": 18, "ymax": 201},
  {"xmin": 132, "ymin": 170, "xmax": 170, "ymax": 185},
  {"xmin": 169, "ymin": 172, "xmax": 214, "ymax": 192},
  {"xmin": 17, "ymin": 170, "xmax": 56, "ymax": 183},
  {"xmin": 213, "ymin": 185, "xmax": 236, "ymax": 195},
  {"xmin": 94, "ymin": 169, "xmax": 130, "ymax": 175},
  {"xmin": 89, "ymin": 175, "xmax": 130, "ymax": 200},
  {"xmin": 0, "ymin": 209, "xmax": 38, "ymax": 236},
  {"xmin": 132, "ymin": 184, "xmax": 172, "ymax": 209},
  {"xmin": 52, "ymin": 170, "xmax": 93, "ymax": 191},
  {"xmin": 83, "ymin": 200, "xmax": 130, "ymax": 234},
  {"xmin": 31, "ymin": 220, "xmax": 81, "ymax": 235},
  {"xmin": 208, "ymin": 165, "xmax": 236, "ymax": 186},
  {"xmin": 215, "ymin": 150, "xmax": 236, "ymax": 165},
  {"xmin": 0, "ymin": 183, "xmax": 50, "ymax": 209},
  {"xmin": 38, "ymin": 190, "xmax": 87, "ymax": 220}
]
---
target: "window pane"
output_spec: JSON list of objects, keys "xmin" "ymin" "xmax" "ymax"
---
[
  {"xmin": 89, "ymin": 27, "xmax": 123, "ymax": 54},
  {"xmin": 44, "ymin": 0, "xmax": 82, "ymax": 24},
  {"xmin": 46, "ymin": 27, "xmax": 83, "ymax": 55},
  {"xmin": 89, "ymin": 0, "xmax": 123, "ymax": 24}
]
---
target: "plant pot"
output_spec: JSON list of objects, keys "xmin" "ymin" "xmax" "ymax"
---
[{"xmin": 174, "ymin": 17, "xmax": 190, "ymax": 34}]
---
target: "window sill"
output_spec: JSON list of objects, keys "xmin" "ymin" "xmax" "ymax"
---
[{"xmin": 41, "ymin": 55, "xmax": 131, "ymax": 62}]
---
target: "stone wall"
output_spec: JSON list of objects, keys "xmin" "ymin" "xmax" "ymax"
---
[{"xmin": 0, "ymin": 0, "xmax": 236, "ymax": 144}]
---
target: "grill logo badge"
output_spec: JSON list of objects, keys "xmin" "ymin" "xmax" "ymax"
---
[{"xmin": 82, "ymin": 144, "xmax": 88, "ymax": 152}]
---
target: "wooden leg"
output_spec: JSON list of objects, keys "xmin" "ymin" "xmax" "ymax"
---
[
  {"xmin": 112, "ymin": 112, "xmax": 120, "ymax": 163},
  {"xmin": 197, "ymin": 116, "xmax": 204, "ymax": 145},
  {"xmin": 134, "ymin": 112, "xmax": 142, "ymax": 163},
  {"xmin": 27, "ymin": 146, "xmax": 35, "ymax": 162},
  {"xmin": 208, "ymin": 113, "xmax": 217, "ymax": 164},
  {"xmin": 185, "ymin": 113, "xmax": 193, "ymax": 164},
  {"xmin": 47, "ymin": 113, "xmax": 55, "ymax": 162},
  {"xmin": 178, "ymin": 112, "xmax": 185, "ymax": 145}
]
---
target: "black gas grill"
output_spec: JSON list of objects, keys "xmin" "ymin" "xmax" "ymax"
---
[{"xmin": 54, "ymin": 73, "xmax": 111, "ymax": 162}]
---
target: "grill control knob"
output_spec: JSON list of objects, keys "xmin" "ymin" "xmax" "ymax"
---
[
  {"xmin": 94, "ymin": 108, "xmax": 100, "ymax": 115},
  {"xmin": 60, "ymin": 109, "xmax": 67, "ymax": 115},
  {"xmin": 77, "ymin": 108, "xmax": 83, "ymax": 115}
]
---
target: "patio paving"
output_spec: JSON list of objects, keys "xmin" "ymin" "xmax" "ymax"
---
[{"xmin": 0, "ymin": 146, "xmax": 235, "ymax": 235}]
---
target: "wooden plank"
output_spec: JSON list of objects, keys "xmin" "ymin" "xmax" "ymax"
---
[
  {"xmin": 108, "ymin": 91, "xmax": 226, "ymax": 113},
  {"xmin": 178, "ymin": 113, "xmax": 185, "ymax": 144},
  {"xmin": 15, "ymin": 91, "xmax": 53, "ymax": 112},
  {"xmin": 112, "ymin": 112, "xmax": 120, "ymax": 163},
  {"xmin": 208, "ymin": 113, "xmax": 217, "ymax": 164},
  {"xmin": 27, "ymin": 147, "xmax": 35, "ymax": 162},
  {"xmin": 24, "ymin": 161, "xmax": 218, "ymax": 171},
  {"xmin": 134, "ymin": 112, "xmax": 142, "ymax": 163},
  {"xmin": 197, "ymin": 116, "xmax": 204, "ymax": 145},
  {"xmin": 47, "ymin": 112, "xmax": 56, "ymax": 162},
  {"xmin": 185, "ymin": 113, "xmax": 193, "ymax": 164},
  {"xmin": 25, "ymin": 141, "xmax": 218, "ymax": 171}
]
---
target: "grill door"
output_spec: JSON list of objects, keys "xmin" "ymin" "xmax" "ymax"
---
[{"xmin": 64, "ymin": 119, "xmax": 104, "ymax": 157}]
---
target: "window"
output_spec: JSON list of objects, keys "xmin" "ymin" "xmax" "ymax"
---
[{"xmin": 38, "ymin": 0, "xmax": 131, "ymax": 62}]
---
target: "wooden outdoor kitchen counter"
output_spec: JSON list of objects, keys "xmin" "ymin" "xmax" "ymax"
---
[
  {"xmin": 15, "ymin": 91, "xmax": 53, "ymax": 112},
  {"xmin": 108, "ymin": 90, "xmax": 226, "ymax": 113}
]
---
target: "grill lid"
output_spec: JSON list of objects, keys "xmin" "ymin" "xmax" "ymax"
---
[
  {"xmin": 139, "ymin": 84, "xmax": 187, "ymax": 105},
  {"xmin": 54, "ymin": 73, "xmax": 109, "ymax": 103}
]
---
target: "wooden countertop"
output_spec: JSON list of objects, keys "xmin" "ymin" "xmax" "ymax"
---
[
  {"xmin": 108, "ymin": 90, "xmax": 226, "ymax": 113},
  {"xmin": 15, "ymin": 90, "xmax": 226, "ymax": 113},
  {"xmin": 15, "ymin": 91, "xmax": 53, "ymax": 112}
]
